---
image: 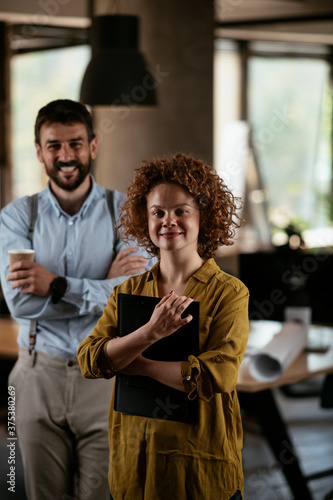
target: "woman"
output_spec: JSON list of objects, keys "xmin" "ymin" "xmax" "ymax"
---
[{"xmin": 77, "ymin": 153, "xmax": 249, "ymax": 500}]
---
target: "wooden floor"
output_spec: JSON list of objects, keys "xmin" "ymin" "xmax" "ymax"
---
[
  {"xmin": 242, "ymin": 377, "xmax": 333, "ymax": 500},
  {"xmin": 0, "ymin": 377, "xmax": 332, "ymax": 500}
]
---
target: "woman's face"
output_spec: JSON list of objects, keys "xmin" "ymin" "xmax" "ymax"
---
[{"xmin": 146, "ymin": 183, "xmax": 200, "ymax": 256}]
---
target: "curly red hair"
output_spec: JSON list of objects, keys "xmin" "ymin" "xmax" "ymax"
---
[{"xmin": 119, "ymin": 153, "xmax": 244, "ymax": 260}]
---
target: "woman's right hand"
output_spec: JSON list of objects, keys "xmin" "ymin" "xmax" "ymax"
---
[
  {"xmin": 106, "ymin": 292, "xmax": 193, "ymax": 372},
  {"xmin": 147, "ymin": 291, "xmax": 194, "ymax": 340}
]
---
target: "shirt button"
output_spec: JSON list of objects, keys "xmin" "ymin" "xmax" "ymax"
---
[
  {"xmin": 68, "ymin": 251, "xmax": 73, "ymax": 255},
  {"xmin": 185, "ymin": 375, "xmax": 191, "ymax": 381},
  {"xmin": 67, "ymin": 360, "xmax": 74, "ymax": 367},
  {"xmin": 215, "ymin": 355, "xmax": 223, "ymax": 363},
  {"xmin": 69, "ymin": 221, "xmax": 74, "ymax": 226},
  {"xmin": 106, "ymin": 369, "xmax": 111, "ymax": 373}
]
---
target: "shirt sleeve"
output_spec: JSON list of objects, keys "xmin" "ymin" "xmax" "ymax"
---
[
  {"xmin": 181, "ymin": 283, "xmax": 249, "ymax": 403},
  {"xmin": 77, "ymin": 289, "xmax": 119, "ymax": 379},
  {"xmin": 0, "ymin": 194, "xmax": 156, "ymax": 321},
  {"xmin": 0, "ymin": 198, "xmax": 66, "ymax": 320},
  {"xmin": 66, "ymin": 190, "xmax": 156, "ymax": 316},
  {"xmin": 63, "ymin": 251, "xmax": 157, "ymax": 317}
]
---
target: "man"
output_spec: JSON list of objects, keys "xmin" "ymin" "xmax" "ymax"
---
[{"xmin": 0, "ymin": 99, "xmax": 155, "ymax": 500}]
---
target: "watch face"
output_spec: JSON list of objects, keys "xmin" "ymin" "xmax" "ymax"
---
[
  {"xmin": 51, "ymin": 277, "xmax": 68, "ymax": 305},
  {"xmin": 52, "ymin": 277, "xmax": 68, "ymax": 296}
]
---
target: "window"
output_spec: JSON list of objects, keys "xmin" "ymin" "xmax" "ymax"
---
[
  {"xmin": 247, "ymin": 41, "xmax": 333, "ymax": 248},
  {"xmin": 215, "ymin": 40, "xmax": 333, "ymax": 250},
  {"xmin": 10, "ymin": 44, "xmax": 91, "ymax": 199}
]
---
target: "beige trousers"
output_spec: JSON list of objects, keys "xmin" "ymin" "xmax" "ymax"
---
[{"xmin": 9, "ymin": 347, "xmax": 113, "ymax": 500}]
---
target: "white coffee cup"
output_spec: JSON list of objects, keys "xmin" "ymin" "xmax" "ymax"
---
[{"xmin": 8, "ymin": 249, "xmax": 35, "ymax": 266}]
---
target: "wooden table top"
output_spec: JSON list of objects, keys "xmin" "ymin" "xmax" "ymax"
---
[
  {"xmin": 0, "ymin": 317, "xmax": 20, "ymax": 358},
  {"xmin": 237, "ymin": 326, "xmax": 333, "ymax": 393},
  {"xmin": 1, "ymin": 317, "xmax": 333, "ymax": 391}
]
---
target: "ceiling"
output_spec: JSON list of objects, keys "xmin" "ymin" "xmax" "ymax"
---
[
  {"xmin": 215, "ymin": 0, "xmax": 333, "ymax": 44},
  {"xmin": 0, "ymin": 0, "xmax": 333, "ymax": 50},
  {"xmin": 215, "ymin": 0, "xmax": 333, "ymax": 24}
]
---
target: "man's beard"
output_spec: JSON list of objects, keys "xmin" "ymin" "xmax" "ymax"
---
[{"xmin": 45, "ymin": 159, "xmax": 91, "ymax": 191}]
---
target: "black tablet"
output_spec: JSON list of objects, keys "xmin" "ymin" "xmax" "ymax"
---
[{"xmin": 114, "ymin": 293, "xmax": 200, "ymax": 423}]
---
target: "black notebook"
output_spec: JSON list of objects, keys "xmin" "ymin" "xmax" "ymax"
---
[{"xmin": 114, "ymin": 293, "xmax": 200, "ymax": 423}]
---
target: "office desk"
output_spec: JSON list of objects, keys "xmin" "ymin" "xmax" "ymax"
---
[
  {"xmin": 237, "ymin": 327, "xmax": 333, "ymax": 500},
  {"xmin": 0, "ymin": 317, "xmax": 19, "ymax": 358}
]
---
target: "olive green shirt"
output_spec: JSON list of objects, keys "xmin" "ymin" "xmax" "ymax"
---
[{"xmin": 77, "ymin": 258, "xmax": 249, "ymax": 500}]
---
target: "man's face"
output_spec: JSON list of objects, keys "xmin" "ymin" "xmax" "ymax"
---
[{"xmin": 35, "ymin": 122, "xmax": 97, "ymax": 192}]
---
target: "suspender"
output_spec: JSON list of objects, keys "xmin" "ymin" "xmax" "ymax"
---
[
  {"xmin": 28, "ymin": 189, "xmax": 117, "ymax": 353},
  {"xmin": 28, "ymin": 194, "xmax": 39, "ymax": 354},
  {"xmin": 105, "ymin": 189, "xmax": 117, "ymax": 258},
  {"xmin": 28, "ymin": 193, "xmax": 39, "ymax": 243}
]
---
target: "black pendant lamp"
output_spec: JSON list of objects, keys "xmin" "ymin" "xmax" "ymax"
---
[{"xmin": 80, "ymin": 15, "xmax": 157, "ymax": 106}]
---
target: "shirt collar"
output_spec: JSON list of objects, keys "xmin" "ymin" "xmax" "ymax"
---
[
  {"xmin": 191, "ymin": 258, "xmax": 219, "ymax": 283},
  {"xmin": 80, "ymin": 176, "xmax": 99, "ymax": 217},
  {"xmin": 145, "ymin": 258, "xmax": 218, "ymax": 284},
  {"xmin": 46, "ymin": 175, "xmax": 97, "ymax": 219},
  {"xmin": 146, "ymin": 261, "xmax": 160, "ymax": 282}
]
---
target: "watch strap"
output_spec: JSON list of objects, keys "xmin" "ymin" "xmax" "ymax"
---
[{"xmin": 50, "ymin": 277, "xmax": 68, "ymax": 304}]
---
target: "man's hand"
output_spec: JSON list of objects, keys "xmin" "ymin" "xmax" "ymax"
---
[
  {"xmin": 7, "ymin": 261, "xmax": 57, "ymax": 296},
  {"xmin": 106, "ymin": 248, "xmax": 147, "ymax": 279}
]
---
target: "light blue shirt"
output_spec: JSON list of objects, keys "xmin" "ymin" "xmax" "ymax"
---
[{"xmin": 0, "ymin": 177, "xmax": 156, "ymax": 358}]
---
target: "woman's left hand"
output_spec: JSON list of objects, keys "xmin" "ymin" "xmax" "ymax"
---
[
  {"xmin": 120, "ymin": 356, "xmax": 184, "ymax": 392},
  {"xmin": 120, "ymin": 354, "xmax": 148, "ymax": 376}
]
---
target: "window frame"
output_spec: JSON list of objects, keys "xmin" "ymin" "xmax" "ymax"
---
[
  {"xmin": 214, "ymin": 36, "xmax": 333, "ymax": 248},
  {"xmin": 0, "ymin": 23, "xmax": 89, "ymax": 209}
]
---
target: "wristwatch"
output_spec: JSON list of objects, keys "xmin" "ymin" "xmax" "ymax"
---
[{"xmin": 50, "ymin": 277, "xmax": 68, "ymax": 304}]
